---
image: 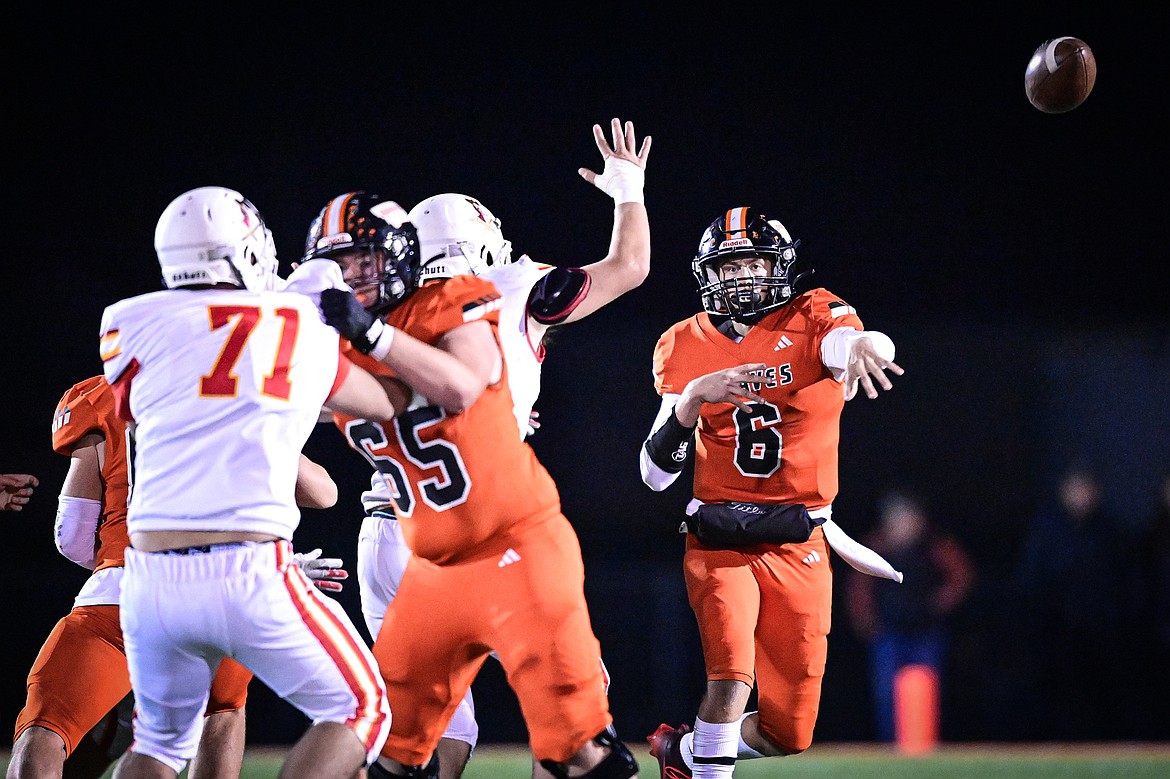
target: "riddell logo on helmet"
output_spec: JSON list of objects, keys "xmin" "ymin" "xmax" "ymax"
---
[
  {"xmin": 317, "ymin": 233, "xmax": 353, "ymax": 249},
  {"xmin": 720, "ymin": 238, "xmax": 753, "ymax": 250}
]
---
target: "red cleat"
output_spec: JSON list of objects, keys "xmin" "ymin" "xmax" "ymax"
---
[{"xmin": 647, "ymin": 723, "xmax": 692, "ymax": 779}]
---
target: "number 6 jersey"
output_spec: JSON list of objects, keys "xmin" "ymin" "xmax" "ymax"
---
[
  {"xmin": 98, "ymin": 288, "xmax": 351, "ymax": 539},
  {"xmin": 652, "ymin": 288, "xmax": 864, "ymax": 510}
]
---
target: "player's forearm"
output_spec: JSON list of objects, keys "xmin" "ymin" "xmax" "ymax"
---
[
  {"xmin": 383, "ymin": 332, "xmax": 488, "ymax": 414},
  {"xmin": 566, "ymin": 203, "xmax": 650, "ymax": 323},
  {"xmin": 673, "ymin": 388, "xmax": 704, "ymax": 428},
  {"xmin": 606, "ymin": 202, "xmax": 651, "ymax": 288}
]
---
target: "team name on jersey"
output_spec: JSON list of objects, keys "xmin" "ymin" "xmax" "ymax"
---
[{"xmin": 744, "ymin": 364, "xmax": 793, "ymax": 393}]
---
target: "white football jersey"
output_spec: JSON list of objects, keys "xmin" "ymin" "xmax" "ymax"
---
[
  {"xmin": 99, "ymin": 288, "xmax": 345, "ymax": 539},
  {"xmin": 483, "ymin": 255, "xmax": 554, "ymax": 439}
]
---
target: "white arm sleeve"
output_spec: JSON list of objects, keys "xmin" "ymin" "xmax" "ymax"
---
[
  {"xmin": 640, "ymin": 393, "xmax": 685, "ymax": 492},
  {"xmin": 820, "ymin": 327, "xmax": 896, "ymax": 381},
  {"xmin": 55, "ymin": 496, "xmax": 101, "ymax": 570}
]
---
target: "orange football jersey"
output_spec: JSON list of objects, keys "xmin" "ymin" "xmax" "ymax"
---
[
  {"xmin": 653, "ymin": 288, "xmax": 864, "ymax": 510},
  {"xmin": 50, "ymin": 376, "xmax": 130, "ymax": 571},
  {"xmin": 333, "ymin": 275, "xmax": 561, "ymax": 565}
]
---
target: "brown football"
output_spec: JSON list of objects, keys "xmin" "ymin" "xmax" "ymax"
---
[{"xmin": 1025, "ymin": 37, "xmax": 1097, "ymax": 113}]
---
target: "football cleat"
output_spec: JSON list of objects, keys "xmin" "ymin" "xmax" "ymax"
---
[{"xmin": 647, "ymin": 722, "xmax": 692, "ymax": 779}]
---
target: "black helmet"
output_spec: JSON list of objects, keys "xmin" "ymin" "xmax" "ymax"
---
[
  {"xmin": 692, "ymin": 207, "xmax": 806, "ymax": 323},
  {"xmin": 304, "ymin": 192, "xmax": 421, "ymax": 315}
]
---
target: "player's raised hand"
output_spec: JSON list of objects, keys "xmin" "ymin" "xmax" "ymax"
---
[
  {"xmin": 843, "ymin": 336, "xmax": 903, "ymax": 401},
  {"xmin": 1, "ymin": 473, "xmax": 38, "ymax": 512},
  {"xmin": 578, "ymin": 118, "xmax": 651, "ymax": 204}
]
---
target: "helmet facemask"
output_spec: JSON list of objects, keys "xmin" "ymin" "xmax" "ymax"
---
[
  {"xmin": 692, "ymin": 208, "xmax": 806, "ymax": 324},
  {"xmin": 332, "ymin": 240, "xmax": 414, "ymax": 315},
  {"xmin": 303, "ymin": 193, "xmax": 420, "ymax": 315},
  {"xmin": 696, "ymin": 249, "xmax": 797, "ymax": 324}
]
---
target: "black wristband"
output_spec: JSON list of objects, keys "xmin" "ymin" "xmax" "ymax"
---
[{"xmin": 644, "ymin": 411, "xmax": 695, "ymax": 473}]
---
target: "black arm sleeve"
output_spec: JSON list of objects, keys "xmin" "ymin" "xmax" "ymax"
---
[
  {"xmin": 528, "ymin": 267, "xmax": 591, "ymax": 325},
  {"xmin": 643, "ymin": 411, "xmax": 696, "ymax": 473}
]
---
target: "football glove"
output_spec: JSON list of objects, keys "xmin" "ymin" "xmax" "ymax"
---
[
  {"xmin": 293, "ymin": 547, "xmax": 349, "ymax": 593},
  {"xmin": 320, "ymin": 288, "xmax": 395, "ymax": 359}
]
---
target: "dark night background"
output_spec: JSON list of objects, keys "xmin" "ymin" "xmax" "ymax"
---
[{"xmin": 5, "ymin": 6, "xmax": 1169, "ymax": 751}]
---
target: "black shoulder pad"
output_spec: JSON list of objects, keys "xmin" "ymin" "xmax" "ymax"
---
[{"xmin": 528, "ymin": 267, "xmax": 591, "ymax": 325}]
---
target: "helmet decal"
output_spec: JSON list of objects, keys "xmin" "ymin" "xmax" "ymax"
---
[
  {"xmin": 303, "ymin": 192, "xmax": 421, "ymax": 315},
  {"xmin": 154, "ymin": 186, "xmax": 279, "ymax": 292},
  {"xmin": 691, "ymin": 206, "xmax": 807, "ymax": 324},
  {"xmin": 407, "ymin": 193, "xmax": 514, "ymax": 279}
]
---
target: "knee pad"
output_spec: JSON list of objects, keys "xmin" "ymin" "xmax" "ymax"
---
[{"xmin": 539, "ymin": 725, "xmax": 638, "ymax": 779}]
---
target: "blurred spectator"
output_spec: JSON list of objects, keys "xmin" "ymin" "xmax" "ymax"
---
[
  {"xmin": 845, "ymin": 489, "xmax": 974, "ymax": 743},
  {"xmin": 1014, "ymin": 465, "xmax": 1132, "ymax": 740}
]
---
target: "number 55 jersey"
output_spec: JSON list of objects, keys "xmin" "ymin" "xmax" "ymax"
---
[{"xmin": 333, "ymin": 274, "xmax": 562, "ymax": 566}]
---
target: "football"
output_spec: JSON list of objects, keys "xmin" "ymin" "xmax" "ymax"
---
[{"xmin": 1025, "ymin": 37, "xmax": 1097, "ymax": 113}]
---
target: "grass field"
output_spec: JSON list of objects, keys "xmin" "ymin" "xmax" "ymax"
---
[{"xmin": 4, "ymin": 743, "xmax": 1169, "ymax": 778}]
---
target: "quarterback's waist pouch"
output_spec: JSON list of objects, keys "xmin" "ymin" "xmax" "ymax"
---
[{"xmin": 685, "ymin": 502, "xmax": 824, "ymax": 549}]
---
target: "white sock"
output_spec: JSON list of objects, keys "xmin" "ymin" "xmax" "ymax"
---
[
  {"xmin": 736, "ymin": 711, "xmax": 766, "ymax": 759},
  {"xmin": 679, "ymin": 730, "xmax": 695, "ymax": 770},
  {"xmin": 691, "ymin": 717, "xmax": 738, "ymax": 778}
]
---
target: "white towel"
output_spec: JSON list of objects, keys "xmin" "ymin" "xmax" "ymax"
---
[{"xmin": 822, "ymin": 519, "xmax": 904, "ymax": 583}]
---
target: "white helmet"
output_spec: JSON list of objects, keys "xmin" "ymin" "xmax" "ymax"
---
[
  {"xmin": 154, "ymin": 186, "xmax": 279, "ymax": 291},
  {"xmin": 407, "ymin": 193, "xmax": 513, "ymax": 281}
]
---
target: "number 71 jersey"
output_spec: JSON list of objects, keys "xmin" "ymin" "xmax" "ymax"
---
[
  {"xmin": 98, "ymin": 288, "xmax": 346, "ymax": 537},
  {"xmin": 652, "ymin": 288, "xmax": 863, "ymax": 511}
]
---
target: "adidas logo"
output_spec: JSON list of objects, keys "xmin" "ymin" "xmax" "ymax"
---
[
  {"xmin": 498, "ymin": 548, "xmax": 521, "ymax": 568},
  {"xmin": 773, "ymin": 335, "xmax": 794, "ymax": 351},
  {"xmin": 802, "ymin": 550, "xmax": 821, "ymax": 566}
]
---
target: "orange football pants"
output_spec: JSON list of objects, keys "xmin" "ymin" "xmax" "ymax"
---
[
  {"xmin": 683, "ymin": 525, "xmax": 833, "ymax": 753},
  {"xmin": 15, "ymin": 604, "xmax": 252, "ymax": 754},
  {"xmin": 374, "ymin": 514, "xmax": 611, "ymax": 765}
]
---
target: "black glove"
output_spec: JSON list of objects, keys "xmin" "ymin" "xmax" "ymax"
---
[{"xmin": 320, "ymin": 288, "xmax": 384, "ymax": 355}]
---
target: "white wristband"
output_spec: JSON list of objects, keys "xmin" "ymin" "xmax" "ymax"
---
[
  {"xmin": 594, "ymin": 158, "xmax": 645, "ymax": 204},
  {"xmin": 369, "ymin": 322, "xmax": 396, "ymax": 361}
]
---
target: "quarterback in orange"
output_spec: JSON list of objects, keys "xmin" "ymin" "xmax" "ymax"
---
[{"xmin": 641, "ymin": 207, "xmax": 903, "ymax": 779}]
